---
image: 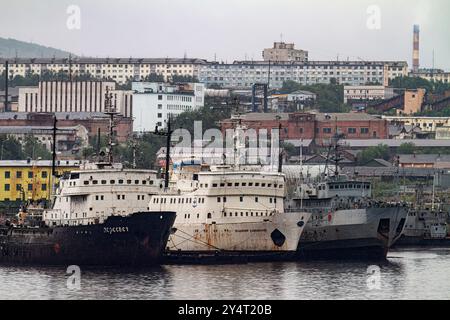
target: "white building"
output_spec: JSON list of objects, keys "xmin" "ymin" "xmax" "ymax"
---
[
  {"xmin": 287, "ymin": 90, "xmax": 317, "ymax": 102},
  {"xmin": 132, "ymin": 82, "xmax": 205, "ymax": 132},
  {"xmin": 0, "ymin": 58, "xmax": 207, "ymax": 84},
  {"xmin": 17, "ymin": 81, "xmax": 133, "ymax": 117},
  {"xmin": 343, "ymin": 85, "xmax": 395, "ymax": 103},
  {"xmin": 198, "ymin": 60, "xmax": 408, "ymax": 89}
]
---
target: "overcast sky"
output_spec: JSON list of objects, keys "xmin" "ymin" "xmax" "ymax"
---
[{"xmin": 2, "ymin": 0, "xmax": 449, "ymax": 69}]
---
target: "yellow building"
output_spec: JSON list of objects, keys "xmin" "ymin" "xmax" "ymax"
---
[{"xmin": 0, "ymin": 160, "xmax": 80, "ymax": 202}]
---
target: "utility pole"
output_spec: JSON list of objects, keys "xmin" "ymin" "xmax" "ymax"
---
[{"xmin": 4, "ymin": 60, "xmax": 9, "ymax": 112}]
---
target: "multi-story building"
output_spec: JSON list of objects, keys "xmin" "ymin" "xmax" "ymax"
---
[
  {"xmin": 0, "ymin": 58, "xmax": 207, "ymax": 84},
  {"xmin": 199, "ymin": 60, "xmax": 408, "ymax": 89},
  {"xmin": 410, "ymin": 69, "xmax": 450, "ymax": 84},
  {"xmin": 132, "ymin": 82, "xmax": 205, "ymax": 132},
  {"xmin": 262, "ymin": 42, "xmax": 308, "ymax": 62},
  {"xmin": 0, "ymin": 160, "xmax": 79, "ymax": 202},
  {"xmin": 343, "ymin": 85, "xmax": 395, "ymax": 103},
  {"xmin": 220, "ymin": 112, "xmax": 388, "ymax": 146},
  {"xmin": 17, "ymin": 81, "xmax": 132, "ymax": 117}
]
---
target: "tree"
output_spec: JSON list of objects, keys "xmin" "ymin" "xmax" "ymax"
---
[
  {"xmin": 22, "ymin": 136, "xmax": 52, "ymax": 160},
  {"xmin": 0, "ymin": 135, "xmax": 23, "ymax": 160},
  {"xmin": 357, "ymin": 144, "xmax": 390, "ymax": 165},
  {"xmin": 281, "ymin": 81, "xmax": 351, "ymax": 113},
  {"xmin": 398, "ymin": 142, "xmax": 416, "ymax": 154}
]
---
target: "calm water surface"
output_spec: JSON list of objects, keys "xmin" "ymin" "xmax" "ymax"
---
[{"xmin": 1, "ymin": 248, "xmax": 449, "ymax": 300}]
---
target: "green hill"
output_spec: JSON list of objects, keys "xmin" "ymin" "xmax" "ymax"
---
[{"xmin": 0, "ymin": 37, "xmax": 75, "ymax": 58}]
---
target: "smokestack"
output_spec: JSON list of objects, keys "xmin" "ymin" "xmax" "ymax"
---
[{"xmin": 413, "ymin": 25, "xmax": 420, "ymax": 73}]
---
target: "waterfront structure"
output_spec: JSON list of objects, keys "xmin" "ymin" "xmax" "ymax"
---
[
  {"xmin": 132, "ymin": 82, "xmax": 205, "ymax": 132},
  {"xmin": 0, "ymin": 160, "xmax": 79, "ymax": 202},
  {"xmin": 198, "ymin": 60, "xmax": 408, "ymax": 89},
  {"xmin": 17, "ymin": 81, "xmax": 133, "ymax": 118},
  {"xmin": 262, "ymin": 42, "xmax": 308, "ymax": 62},
  {"xmin": 0, "ymin": 112, "xmax": 132, "ymax": 143},
  {"xmin": 0, "ymin": 58, "xmax": 207, "ymax": 85},
  {"xmin": 220, "ymin": 112, "xmax": 389, "ymax": 146},
  {"xmin": 343, "ymin": 85, "xmax": 395, "ymax": 103}
]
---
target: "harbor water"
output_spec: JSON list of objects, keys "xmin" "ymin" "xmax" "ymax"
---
[{"xmin": 1, "ymin": 248, "xmax": 449, "ymax": 300}]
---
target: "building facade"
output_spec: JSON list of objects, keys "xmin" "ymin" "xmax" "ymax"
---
[
  {"xmin": 199, "ymin": 60, "xmax": 408, "ymax": 89},
  {"xmin": 132, "ymin": 82, "xmax": 205, "ymax": 132},
  {"xmin": 0, "ymin": 58, "xmax": 207, "ymax": 84},
  {"xmin": 220, "ymin": 112, "xmax": 388, "ymax": 146},
  {"xmin": 0, "ymin": 160, "xmax": 79, "ymax": 202},
  {"xmin": 383, "ymin": 115, "xmax": 450, "ymax": 133},
  {"xmin": 410, "ymin": 70, "xmax": 450, "ymax": 84},
  {"xmin": 343, "ymin": 85, "xmax": 395, "ymax": 103},
  {"xmin": 262, "ymin": 42, "xmax": 308, "ymax": 62},
  {"xmin": 17, "ymin": 81, "xmax": 132, "ymax": 117}
]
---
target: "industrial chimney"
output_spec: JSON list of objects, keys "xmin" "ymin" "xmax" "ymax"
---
[{"xmin": 412, "ymin": 25, "xmax": 420, "ymax": 73}]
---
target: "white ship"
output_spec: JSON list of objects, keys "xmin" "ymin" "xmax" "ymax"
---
[
  {"xmin": 43, "ymin": 161, "xmax": 163, "ymax": 226},
  {"xmin": 147, "ymin": 160, "xmax": 310, "ymax": 256}
]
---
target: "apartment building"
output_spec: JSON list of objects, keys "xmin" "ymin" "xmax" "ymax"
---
[
  {"xmin": 199, "ymin": 60, "xmax": 408, "ymax": 89},
  {"xmin": 262, "ymin": 42, "xmax": 308, "ymax": 62},
  {"xmin": 0, "ymin": 58, "xmax": 207, "ymax": 84},
  {"xmin": 411, "ymin": 69, "xmax": 450, "ymax": 83},
  {"xmin": 132, "ymin": 82, "xmax": 205, "ymax": 132}
]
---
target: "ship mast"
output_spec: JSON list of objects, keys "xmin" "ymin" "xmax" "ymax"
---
[
  {"xmin": 154, "ymin": 115, "xmax": 174, "ymax": 190},
  {"xmin": 104, "ymin": 87, "xmax": 118, "ymax": 164}
]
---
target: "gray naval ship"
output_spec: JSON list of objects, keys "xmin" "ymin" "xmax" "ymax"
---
[{"xmin": 285, "ymin": 133, "xmax": 408, "ymax": 260}]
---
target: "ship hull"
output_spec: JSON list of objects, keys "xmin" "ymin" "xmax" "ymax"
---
[
  {"xmin": 166, "ymin": 212, "xmax": 310, "ymax": 259},
  {"xmin": 0, "ymin": 211, "xmax": 176, "ymax": 266},
  {"xmin": 296, "ymin": 206, "xmax": 407, "ymax": 260}
]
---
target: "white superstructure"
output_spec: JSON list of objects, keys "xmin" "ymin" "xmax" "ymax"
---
[
  {"xmin": 44, "ymin": 162, "xmax": 162, "ymax": 226},
  {"xmin": 148, "ymin": 161, "xmax": 310, "ymax": 253}
]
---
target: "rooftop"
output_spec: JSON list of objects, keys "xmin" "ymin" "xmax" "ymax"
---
[
  {"xmin": 0, "ymin": 160, "xmax": 80, "ymax": 167},
  {"xmin": 341, "ymin": 139, "xmax": 450, "ymax": 148}
]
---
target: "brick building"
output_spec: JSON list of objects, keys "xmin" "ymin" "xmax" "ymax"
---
[{"xmin": 220, "ymin": 112, "xmax": 388, "ymax": 147}]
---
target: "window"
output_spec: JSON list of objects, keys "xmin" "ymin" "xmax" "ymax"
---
[
  {"xmin": 42, "ymin": 184, "xmax": 47, "ymax": 191},
  {"xmin": 28, "ymin": 172, "xmax": 33, "ymax": 179},
  {"xmin": 255, "ymin": 197, "xmax": 259, "ymax": 202},
  {"xmin": 127, "ymin": 180, "xmax": 132, "ymax": 184},
  {"xmin": 157, "ymin": 113, "xmax": 162, "ymax": 118},
  {"xmin": 16, "ymin": 184, "xmax": 22, "ymax": 191},
  {"xmin": 323, "ymin": 128, "xmax": 332, "ymax": 134},
  {"xmin": 4, "ymin": 184, "xmax": 10, "ymax": 191},
  {"xmin": 41, "ymin": 171, "xmax": 48, "ymax": 179},
  {"xmin": 361, "ymin": 128, "xmax": 369, "ymax": 134},
  {"xmin": 207, "ymin": 213, "xmax": 212, "ymax": 219},
  {"xmin": 118, "ymin": 180, "xmax": 124, "ymax": 184},
  {"xmin": 240, "ymin": 196, "xmax": 243, "ymax": 202},
  {"xmin": 348, "ymin": 128, "xmax": 356, "ymax": 134},
  {"xmin": 223, "ymin": 197, "xmax": 227, "ymax": 203},
  {"xmin": 101, "ymin": 180, "xmax": 107, "ymax": 184},
  {"xmin": 217, "ymin": 197, "xmax": 221, "ymax": 203},
  {"xmin": 16, "ymin": 171, "xmax": 22, "ymax": 179},
  {"xmin": 4, "ymin": 171, "xmax": 10, "ymax": 179},
  {"xmin": 158, "ymin": 95, "xmax": 163, "ymax": 100},
  {"xmin": 110, "ymin": 180, "xmax": 115, "ymax": 184},
  {"xmin": 28, "ymin": 184, "xmax": 33, "ymax": 191}
]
